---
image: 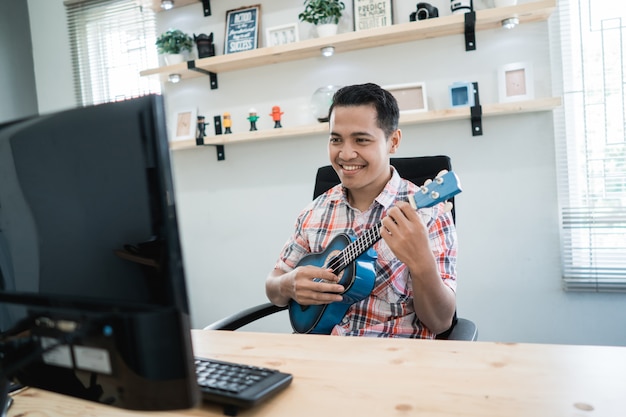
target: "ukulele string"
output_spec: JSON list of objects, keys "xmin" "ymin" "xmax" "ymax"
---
[
  {"xmin": 324, "ymin": 223, "xmax": 384, "ymax": 273},
  {"xmin": 321, "ymin": 191, "xmax": 436, "ymax": 273}
]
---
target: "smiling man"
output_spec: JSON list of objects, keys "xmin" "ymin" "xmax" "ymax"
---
[{"xmin": 265, "ymin": 83, "xmax": 457, "ymax": 338}]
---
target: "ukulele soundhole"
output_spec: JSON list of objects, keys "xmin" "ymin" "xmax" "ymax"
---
[{"xmin": 312, "ymin": 250, "xmax": 345, "ymax": 284}]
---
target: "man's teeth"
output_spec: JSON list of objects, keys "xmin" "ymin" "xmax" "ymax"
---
[{"xmin": 343, "ymin": 165, "xmax": 361, "ymax": 171}]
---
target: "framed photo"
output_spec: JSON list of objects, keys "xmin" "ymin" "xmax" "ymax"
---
[
  {"xmin": 266, "ymin": 23, "xmax": 299, "ymax": 47},
  {"xmin": 448, "ymin": 81, "xmax": 475, "ymax": 108},
  {"xmin": 385, "ymin": 83, "xmax": 428, "ymax": 113},
  {"xmin": 498, "ymin": 62, "xmax": 534, "ymax": 102},
  {"xmin": 224, "ymin": 5, "xmax": 261, "ymax": 54},
  {"xmin": 354, "ymin": 0, "xmax": 393, "ymax": 31},
  {"xmin": 172, "ymin": 109, "xmax": 197, "ymax": 142}
]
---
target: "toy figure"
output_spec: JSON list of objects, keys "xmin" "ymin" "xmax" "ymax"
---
[
  {"xmin": 270, "ymin": 105, "xmax": 284, "ymax": 128},
  {"xmin": 223, "ymin": 112, "xmax": 232, "ymax": 134},
  {"xmin": 196, "ymin": 115, "xmax": 208, "ymax": 145},
  {"xmin": 194, "ymin": 33, "xmax": 215, "ymax": 58},
  {"xmin": 197, "ymin": 115, "xmax": 207, "ymax": 138},
  {"xmin": 247, "ymin": 108, "xmax": 259, "ymax": 131}
]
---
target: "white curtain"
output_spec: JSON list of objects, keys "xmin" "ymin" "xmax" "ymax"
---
[
  {"xmin": 65, "ymin": 0, "xmax": 160, "ymax": 105},
  {"xmin": 553, "ymin": 0, "xmax": 626, "ymax": 291}
]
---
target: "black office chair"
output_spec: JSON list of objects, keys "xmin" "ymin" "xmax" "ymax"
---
[{"xmin": 205, "ymin": 156, "xmax": 477, "ymax": 341}]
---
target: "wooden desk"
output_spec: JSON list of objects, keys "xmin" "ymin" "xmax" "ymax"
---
[{"xmin": 8, "ymin": 330, "xmax": 626, "ymax": 417}]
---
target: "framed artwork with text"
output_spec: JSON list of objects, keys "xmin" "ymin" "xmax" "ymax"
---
[
  {"xmin": 224, "ymin": 5, "xmax": 261, "ymax": 54},
  {"xmin": 354, "ymin": 0, "xmax": 393, "ymax": 31}
]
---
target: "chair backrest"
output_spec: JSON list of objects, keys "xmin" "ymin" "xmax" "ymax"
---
[{"xmin": 312, "ymin": 156, "xmax": 455, "ymax": 222}]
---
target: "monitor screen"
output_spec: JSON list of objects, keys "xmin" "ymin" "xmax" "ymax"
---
[{"xmin": 0, "ymin": 95, "xmax": 200, "ymax": 410}]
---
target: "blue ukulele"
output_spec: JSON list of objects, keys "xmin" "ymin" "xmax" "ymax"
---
[{"xmin": 288, "ymin": 171, "xmax": 463, "ymax": 334}]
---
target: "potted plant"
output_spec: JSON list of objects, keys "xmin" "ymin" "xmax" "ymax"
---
[
  {"xmin": 298, "ymin": 0, "xmax": 345, "ymax": 37},
  {"xmin": 155, "ymin": 29, "xmax": 194, "ymax": 65}
]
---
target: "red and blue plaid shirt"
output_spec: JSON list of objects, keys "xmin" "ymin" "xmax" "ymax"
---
[{"xmin": 276, "ymin": 168, "xmax": 457, "ymax": 338}]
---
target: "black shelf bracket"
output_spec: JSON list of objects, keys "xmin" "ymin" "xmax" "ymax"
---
[
  {"xmin": 200, "ymin": 0, "xmax": 211, "ymax": 16},
  {"xmin": 196, "ymin": 137, "xmax": 225, "ymax": 161},
  {"xmin": 470, "ymin": 82, "xmax": 483, "ymax": 136},
  {"xmin": 194, "ymin": 115, "xmax": 225, "ymax": 161},
  {"xmin": 464, "ymin": 11, "xmax": 477, "ymax": 51},
  {"xmin": 187, "ymin": 60, "xmax": 218, "ymax": 89}
]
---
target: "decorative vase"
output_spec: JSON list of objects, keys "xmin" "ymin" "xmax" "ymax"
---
[
  {"xmin": 316, "ymin": 24, "xmax": 338, "ymax": 38},
  {"xmin": 493, "ymin": 0, "xmax": 517, "ymax": 7},
  {"xmin": 311, "ymin": 85, "xmax": 342, "ymax": 122},
  {"xmin": 163, "ymin": 53, "xmax": 184, "ymax": 66}
]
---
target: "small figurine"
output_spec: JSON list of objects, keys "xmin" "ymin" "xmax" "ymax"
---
[
  {"xmin": 194, "ymin": 33, "xmax": 215, "ymax": 58},
  {"xmin": 247, "ymin": 108, "xmax": 259, "ymax": 131},
  {"xmin": 223, "ymin": 112, "xmax": 232, "ymax": 134},
  {"xmin": 269, "ymin": 105, "xmax": 284, "ymax": 128},
  {"xmin": 196, "ymin": 115, "xmax": 208, "ymax": 145}
]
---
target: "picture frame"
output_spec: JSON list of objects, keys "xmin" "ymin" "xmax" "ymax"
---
[
  {"xmin": 224, "ymin": 5, "xmax": 261, "ymax": 55},
  {"xmin": 385, "ymin": 82, "xmax": 428, "ymax": 113},
  {"xmin": 266, "ymin": 23, "xmax": 299, "ymax": 47},
  {"xmin": 448, "ymin": 81, "xmax": 475, "ymax": 107},
  {"xmin": 498, "ymin": 62, "xmax": 534, "ymax": 102},
  {"xmin": 172, "ymin": 109, "xmax": 197, "ymax": 142},
  {"xmin": 354, "ymin": 0, "xmax": 393, "ymax": 31}
]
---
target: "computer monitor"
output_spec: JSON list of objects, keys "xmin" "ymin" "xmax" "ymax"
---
[{"xmin": 0, "ymin": 95, "xmax": 200, "ymax": 410}]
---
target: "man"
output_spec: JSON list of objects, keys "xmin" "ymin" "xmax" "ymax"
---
[{"xmin": 265, "ymin": 83, "xmax": 457, "ymax": 338}]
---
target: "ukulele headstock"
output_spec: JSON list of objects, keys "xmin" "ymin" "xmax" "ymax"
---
[{"xmin": 410, "ymin": 170, "xmax": 462, "ymax": 210}]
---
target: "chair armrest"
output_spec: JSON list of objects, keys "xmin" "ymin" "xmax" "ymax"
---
[{"xmin": 203, "ymin": 303, "xmax": 288, "ymax": 331}]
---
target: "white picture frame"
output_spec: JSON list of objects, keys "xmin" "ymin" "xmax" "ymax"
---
[
  {"xmin": 385, "ymin": 82, "xmax": 428, "ymax": 113},
  {"xmin": 266, "ymin": 23, "xmax": 299, "ymax": 47},
  {"xmin": 172, "ymin": 109, "xmax": 197, "ymax": 141},
  {"xmin": 498, "ymin": 62, "xmax": 534, "ymax": 103}
]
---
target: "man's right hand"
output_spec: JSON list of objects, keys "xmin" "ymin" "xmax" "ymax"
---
[{"xmin": 266, "ymin": 266, "xmax": 344, "ymax": 306}]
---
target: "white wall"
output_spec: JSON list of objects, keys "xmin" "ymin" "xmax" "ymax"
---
[{"xmin": 28, "ymin": 0, "xmax": 626, "ymax": 346}]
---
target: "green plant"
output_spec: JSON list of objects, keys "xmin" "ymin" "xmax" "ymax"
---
[
  {"xmin": 155, "ymin": 29, "xmax": 193, "ymax": 54},
  {"xmin": 298, "ymin": 0, "xmax": 345, "ymax": 25}
]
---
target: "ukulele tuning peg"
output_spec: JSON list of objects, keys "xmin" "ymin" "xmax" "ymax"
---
[
  {"xmin": 435, "ymin": 170, "xmax": 448, "ymax": 184},
  {"xmin": 443, "ymin": 201, "xmax": 454, "ymax": 213}
]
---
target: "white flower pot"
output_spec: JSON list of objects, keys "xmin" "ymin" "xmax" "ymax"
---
[
  {"xmin": 163, "ymin": 53, "xmax": 184, "ymax": 66},
  {"xmin": 493, "ymin": 0, "xmax": 518, "ymax": 7},
  {"xmin": 316, "ymin": 24, "xmax": 338, "ymax": 38}
]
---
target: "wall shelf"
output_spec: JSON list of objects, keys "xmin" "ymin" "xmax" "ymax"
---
[
  {"xmin": 141, "ymin": 0, "xmax": 556, "ymax": 83},
  {"xmin": 169, "ymin": 97, "xmax": 561, "ymax": 151}
]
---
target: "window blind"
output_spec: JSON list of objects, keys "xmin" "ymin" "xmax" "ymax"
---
[
  {"xmin": 65, "ymin": 0, "xmax": 160, "ymax": 106},
  {"xmin": 553, "ymin": 0, "xmax": 626, "ymax": 291}
]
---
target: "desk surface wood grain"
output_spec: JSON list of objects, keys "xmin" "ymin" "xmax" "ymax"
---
[{"xmin": 9, "ymin": 330, "xmax": 626, "ymax": 417}]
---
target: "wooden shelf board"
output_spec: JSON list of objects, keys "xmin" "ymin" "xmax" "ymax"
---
[
  {"xmin": 170, "ymin": 97, "xmax": 561, "ymax": 151},
  {"xmin": 141, "ymin": 0, "xmax": 556, "ymax": 78}
]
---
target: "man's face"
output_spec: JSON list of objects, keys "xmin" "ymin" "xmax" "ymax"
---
[{"xmin": 328, "ymin": 104, "xmax": 399, "ymax": 199}]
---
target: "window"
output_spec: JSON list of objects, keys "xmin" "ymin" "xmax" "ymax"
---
[
  {"xmin": 65, "ymin": 0, "xmax": 160, "ymax": 106},
  {"xmin": 554, "ymin": 0, "xmax": 626, "ymax": 291}
]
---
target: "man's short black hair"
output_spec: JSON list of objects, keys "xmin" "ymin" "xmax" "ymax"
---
[{"xmin": 328, "ymin": 83, "xmax": 400, "ymax": 138}]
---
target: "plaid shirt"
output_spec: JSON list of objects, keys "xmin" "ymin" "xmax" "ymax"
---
[{"xmin": 276, "ymin": 168, "xmax": 457, "ymax": 338}]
